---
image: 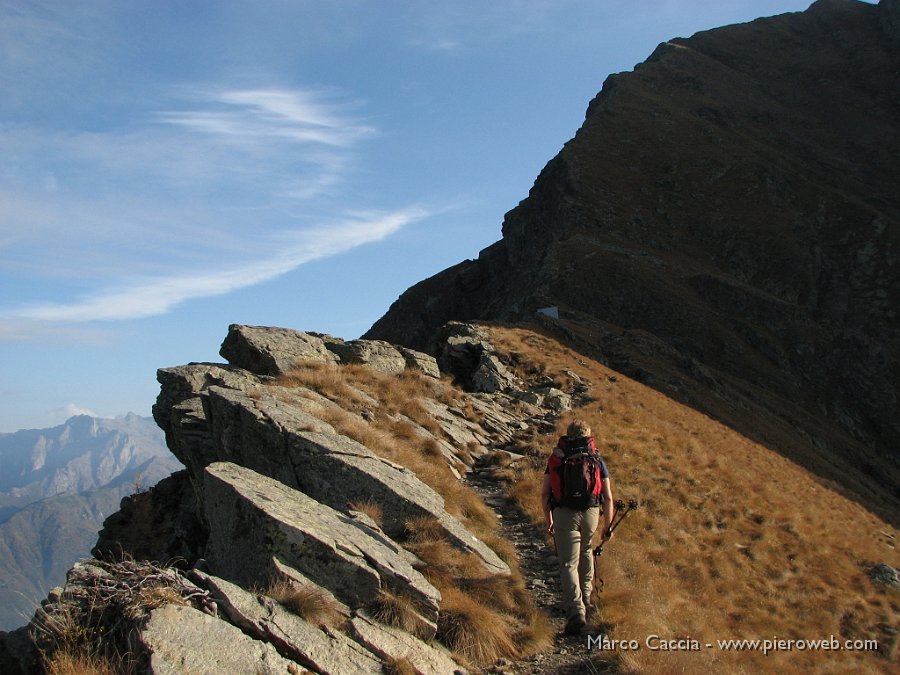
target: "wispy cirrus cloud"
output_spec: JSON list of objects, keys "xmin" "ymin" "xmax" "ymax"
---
[
  {"xmin": 0, "ymin": 84, "xmax": 423, "ymax": 335},
  {"xmin": 3, "ymin": 208, "xmax": 426, "ymax": 323},
  {"xmin": 160, "ymin": 88, "xmax": 376, "ymax": 148}
]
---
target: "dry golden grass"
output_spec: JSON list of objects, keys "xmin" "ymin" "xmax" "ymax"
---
[
  {"xmin": 381, "ymin": 654, "xmax": 418, "ymax": 675},
  {"xmin": 126, "ymin": 586, "xmax": 187, "ymax": 620},
  {"xmin": 486, "ymin": 323, "xmax": 899, "ymax": 674},
  {"xmin": 348, "ymin": 499, "xmax": 384, "ymax": 527},
  {"xmin": 402, "ymin": 518, "xmax": 552, "ymax": 665},
  {"xmin": 34, "ymin": 560, "xmax": 210, "ymax": 675},
  {"xmin": 264, "ymin": 578, "xmax": 344, "ymax": 629},
  {"xmin": 369, "ymin": 589, "xmax": 433, "ymax": 640},
  {"xmin": 437, "ymin": 585, "xmax": 519, "ymax": 666},
  {"xmin": 43, "ymin": 647, "xmax": 121, "ymax": 675}
]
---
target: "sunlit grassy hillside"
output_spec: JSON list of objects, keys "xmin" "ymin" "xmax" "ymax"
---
[{"xmin": 487, "ymin": 324, "xmax": 897, "ymax": 674}]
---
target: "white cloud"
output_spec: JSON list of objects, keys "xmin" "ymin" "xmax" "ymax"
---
[
  {"xmin": 0, "ymin": 82, "xmax": 426, "ymax": 331},
  {"xmin": 4, "ymin": 208, "xmax": 427, "ymax": 322},
  {"xmin": 161, "ymin": 88, "xmax": 376, "ymax": 148},
  {"xmin": 51, "ymin": 403, "xmax": 98, "ymax": 421}
]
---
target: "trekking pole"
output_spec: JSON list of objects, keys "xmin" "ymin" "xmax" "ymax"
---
[{"xmin": 591, "ymin": 499, "xmax": 640, "ymax": 594}]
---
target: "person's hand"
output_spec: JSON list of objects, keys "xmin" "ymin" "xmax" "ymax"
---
[
  {"xmin": 547, "ymin": 516, "xmax": 555, "ymax": 536},
  {"xmin": 601, "ymin": 526, "xmax": 613, "ymax": 541}
]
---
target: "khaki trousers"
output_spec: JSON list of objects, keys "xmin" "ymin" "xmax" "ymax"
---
[{"xmin": 552, "ymin": 505, "xmax": 600, "ymax": 620}]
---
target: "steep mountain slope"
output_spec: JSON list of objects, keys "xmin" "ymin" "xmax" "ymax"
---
[
  {"xmin": 367, "ymin": 0, "xmax": 900, "ymax": 522},
  {"xmin": 0, "ymin": 415, "xmax": 181, "ymax": 630}
]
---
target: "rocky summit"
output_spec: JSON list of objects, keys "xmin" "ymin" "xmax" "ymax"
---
[{"xmin": 367, "ymin": 0, "xmax": 900, "ymax": 523}]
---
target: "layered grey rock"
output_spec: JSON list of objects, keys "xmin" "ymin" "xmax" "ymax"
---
[
  {"xmin": 433, "ymin": 323, "xmax": 495, "ymax": 385},
  {"xmin": 472, "ymin": 352, "xmax": 520, "ymax": 393},
  {"xmin": 270, "ymin": 557, "xmax": 352, "ymax": 620},
  {"xmin": 220, "ymin": 324, "xmax": 337, "ymax": 376},
  {"xmin": 351, "ymin": 610, "xmax": 467, "ymax": 675},
  {"xmin": 140, "ymin": 603, "xmax": 296, "ymax": 675},
  {"xmin": 419, "ymin": 399, "xmax": 489, "ymax": 452},
  {"xmin": 202, "ymin": 462, "xmax": 442, "ymax": 636},
  {"xmin": 196, "ymin": 572, "xmax": 384, "ymax": 674},
  {"xmin": 324, "ymin": 339, "xmax": 407, "ymax": 373},
  {"xmin": 397, "ymin": 346, "xmax": 441, "ymax": 378},
  {"xmin": 202, "ymin": 386, "xmax": 509, "ymax": 575}
]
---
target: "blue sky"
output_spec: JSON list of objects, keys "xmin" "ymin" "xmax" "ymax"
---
[{"xmin": 0, "ymin": 0, "xmax": 815, "ymax": 432}]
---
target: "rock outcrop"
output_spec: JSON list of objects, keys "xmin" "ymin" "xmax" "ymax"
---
[
  {"xmin": 195, "ymin": 573, "xmax": 386, "ymax": 674},
  {"xmin": 202, "ymin": 461, "xmax": 442, "ymax": 636},
  {"xmin": 219, "ymin": 324, "xmax": 337, "ymax": 375},
  {"xmin": 366, "ymin": 0, "xmax": 900, "ymax": 523},
  {"xmin": 140, "ymin": 603, "xmax": 300, "ymax": 675},
  {"xmin": 4, "ymin": 323, "xmax": 571, "ymax": 674}
]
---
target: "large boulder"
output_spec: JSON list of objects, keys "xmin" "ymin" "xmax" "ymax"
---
[
  {"xmin": 397, "ymin": 346, "xmax": 441, "ymax": 379},
  {"xmin": 202, "ymin": 462, "xmax": 442, "ymax": 637},
  {"xmin": 219, "ymin": 324, "xmax": 336, "ymax": 376},
  {"xmin": 324, "ymin": 338, "xmax": 407, "ymax": 374},
  {"xmin": 471, "ymin": 352, "xmax": 520, "ymax": 393}
]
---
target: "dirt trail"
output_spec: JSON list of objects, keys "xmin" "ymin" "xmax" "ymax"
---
[{"xmin": 465, "ymin": 470, "xmax": 620, "ymax": 674}]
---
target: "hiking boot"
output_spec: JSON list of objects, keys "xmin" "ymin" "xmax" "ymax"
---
[{"xmin": 564, "ymin": 614, "xmax": 586, "ymax": 635}]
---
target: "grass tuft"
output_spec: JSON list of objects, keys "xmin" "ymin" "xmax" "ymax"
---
[
  {"xmin": 381, "ymin": 655, "xmax": 418, "ymax": 675},
  {"xmin": 348, "ymin": 499, "xmax": 384, "ymax": 528},
  {"xmin": 43, "ymin": 646, "xmax": 121, "ymax": 675},
  {"xmin": 437, "ymin": 585, "xmax": 518, "ymax": 665},
  {"xmin": 264, "ymin": 579, "xmax": 343, "ymax": 628},
  {"xmin": 369, "ymin": 589, "xmax": 432, "ymax": 639}
]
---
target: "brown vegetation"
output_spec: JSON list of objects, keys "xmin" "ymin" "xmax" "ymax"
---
[
  {"xmin": 43, "ymin": 647, "xmax": 120, "ymax": 675},
  {"xmin": 348, "ymin": 499, "xmax": 384, "ymax": 528},
  {"xmin": 369, "ymin": 589, "xmax": 434, "ymax": 640},
  {"xmin": 33, "ymin": 559, "xmax": 205, "ymax": 675},
  {"xmin": 263, "ymin": 578, "xmax": 344, "ymax": 629}
]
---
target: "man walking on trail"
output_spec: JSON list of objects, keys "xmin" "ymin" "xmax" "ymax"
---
[{"xmin": 542, "ymin": 419, "xmax": 614, "ymax": 635}]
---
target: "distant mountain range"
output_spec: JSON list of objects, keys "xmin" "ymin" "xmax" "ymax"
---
[{"xmin": 0, "ymin": 414, "xmax": 181, "ymax": 630}]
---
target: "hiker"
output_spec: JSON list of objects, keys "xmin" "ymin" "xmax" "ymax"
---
[{"xmin": 541, "ymin": 419, "xmax": 614, "ymax": 635}]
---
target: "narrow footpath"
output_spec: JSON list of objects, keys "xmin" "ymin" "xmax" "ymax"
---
[{"xmin": 465, "ymin": 469, "xmax": 619, "ymax": 675}]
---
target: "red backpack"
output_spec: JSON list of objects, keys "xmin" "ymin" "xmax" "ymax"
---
[{"xmin": 548, "ymin": 435, "xmax": 604, "ymax": 509}]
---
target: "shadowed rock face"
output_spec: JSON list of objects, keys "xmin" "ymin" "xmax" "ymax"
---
[{"xmin": 366, "ymin": 0, "xmax": 900, "ymax": 522}]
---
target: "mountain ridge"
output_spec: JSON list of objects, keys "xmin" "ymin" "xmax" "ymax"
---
[
  {"xmin": 366, "ymin": 0, "xmax": 900, "ymax": 523},
  {"xmin": 3, "ymin": 323, "xmax": 895, "ymax": 673}
]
